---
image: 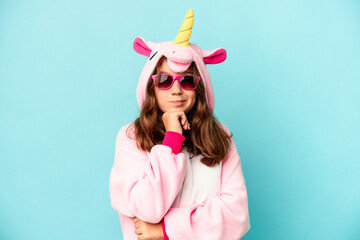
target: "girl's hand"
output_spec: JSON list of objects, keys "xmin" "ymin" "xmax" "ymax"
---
[
  {"xmin": 162, "ymin": 111, "xmax": 191, "ymax": 134},
  {"xmin": 131, "ymin": 217, "xmax": 164, "ymax": 240}
]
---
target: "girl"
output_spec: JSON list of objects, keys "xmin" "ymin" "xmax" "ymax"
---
[{"xmin": 109, "ymin": 9, "xmax": 250, "ymax": 240}]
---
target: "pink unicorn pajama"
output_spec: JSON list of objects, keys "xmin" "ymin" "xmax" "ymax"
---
[{"xmin": 109, "ymin": 9, "xmax": 250, "ymax": 240}]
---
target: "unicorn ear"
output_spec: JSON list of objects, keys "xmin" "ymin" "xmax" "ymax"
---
[
  {"xmin": 202, "ymin": 48, "xmax": 227, "ymax": 64},
  {"xmin": 133, "ymin": 37, "xmax": 156, "ymax": 57}
]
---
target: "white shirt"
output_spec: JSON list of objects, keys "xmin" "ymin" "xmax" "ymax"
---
[{"xmin": 171, "ymin": 147, "xmax": 222, "ymax": 207}]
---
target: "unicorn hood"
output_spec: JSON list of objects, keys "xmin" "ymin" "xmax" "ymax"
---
[{"xmin": 133, "ymin": 9, "xmax": 226, "ymax": 113}]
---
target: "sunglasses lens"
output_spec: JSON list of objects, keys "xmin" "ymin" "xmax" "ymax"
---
[
  {"xmin": 179, "ymin": 76, "xmax": 196, "ymax": 90},
  {"xmin": 156, "ymin": 75, "xmax": 173, "ymax": 89}
]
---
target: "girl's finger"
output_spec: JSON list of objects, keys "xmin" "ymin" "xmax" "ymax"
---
[
  {"xmin": 182, "ymin": 114, "xmax": 189, "ymax": 129},
  {"xmin": 179, "ymin": 113, "xmax": 186, "ymax": 125},
  {"xmin": 134, "ymin": 222, "xmax": 140, "ymax": 229},
  {"xmin": 183, "ymin": 113, "xmax": 189, "ymax": 125},
  {"xmin": 135, "ymin": 227, "xmax": 142, "ymax": 234}
]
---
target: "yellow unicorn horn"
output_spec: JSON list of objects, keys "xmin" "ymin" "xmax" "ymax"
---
[{"xmin": 174, "ymin": 9, "xmax": 194, "ymax": 47}]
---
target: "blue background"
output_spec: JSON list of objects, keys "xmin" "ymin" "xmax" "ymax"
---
[{"xmin": 1, "ymin": 0, "xmax": 359, "ymax": 239}]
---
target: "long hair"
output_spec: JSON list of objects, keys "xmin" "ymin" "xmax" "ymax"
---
[{"xmin": 128, "ymin": 56, "xmax": 233, "ymax": 167}]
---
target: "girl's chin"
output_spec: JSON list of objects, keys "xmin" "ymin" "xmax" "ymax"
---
[
  {"xmin": 162, "ymin": 107, "xmax": 189, "ymax": 113},
  {"xmin": 160, "ymin": 103, "xmax": 193, "ymax": 113}
]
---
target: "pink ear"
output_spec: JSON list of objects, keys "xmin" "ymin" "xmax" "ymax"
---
[
  {"xmin": 202, "ymin": 48, "xmax": 227, "ymax": 64},
  {"xmin": 133, "ymin": 37, "xmax": 152, "ymax": 57}
]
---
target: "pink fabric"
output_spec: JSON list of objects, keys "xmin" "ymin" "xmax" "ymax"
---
[
  {"xmin": 109, "ymin": 123, "xmax": 187, "ymax": 224},
  {"xmin": 203, "ymin": 48, "xmax": 227, "ymax": 64},
  {"xmin": 109, "ymin": 122, "xmax": 250, "ymax": 240},
  {"xmin": 161, "ymin": 219, "xmax": 169, "ymax": 240},
  {"xmin": 167, "ymin": 59, "xmax": 191, "ymax": 73},
  {"xmin": 162, "ymin": 136, "xmax": 250, "ymax": 239},
  {"xmin": 162, "ymin": 131, "xmax": 185, "ymax": 154},
  {"xmin": 133, "ymin": 37, "xmax": 152, "ymax": 57}
]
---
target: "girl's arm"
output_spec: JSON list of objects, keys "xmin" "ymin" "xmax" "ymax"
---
[
  {"xmin": 109, "ymin": 123, "xmax": 187, "ymax": 223},
  {"xmin": 162, "ymin": 136, "xmax": 251, "ymax": 240}
]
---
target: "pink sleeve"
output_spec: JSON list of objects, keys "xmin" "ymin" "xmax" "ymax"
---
[
  {"xmin": 162, "ymin": 131, "xmax": 185, "ymax": 154},
  {"xmin": 161, "ymin": 219, "xmax": 169, "ymax": 240},
  {"xmin": 109, "ymin": 124, "xmax": 187, "ymax": 223},
  {"xmin": 162, "ymin": 138, "xmax": 251, "ymax": 239}
]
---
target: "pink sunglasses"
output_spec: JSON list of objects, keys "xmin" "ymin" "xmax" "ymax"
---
[{"xmin": 152, "ymin": 74, "xmax": 201, "ymax": 91}]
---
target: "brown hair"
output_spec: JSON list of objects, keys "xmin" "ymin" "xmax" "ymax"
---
[{"xmin": 128, "ymin": 56, "xmax": 233, "ymax": 167}]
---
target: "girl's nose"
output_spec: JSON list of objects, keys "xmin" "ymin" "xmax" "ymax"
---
[{"xmin": 170, "ymin": 80, "xmax": 183, "ymax": 93}]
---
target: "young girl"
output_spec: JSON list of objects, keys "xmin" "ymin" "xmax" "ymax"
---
[{"xmin": 109, "ymin": 9, "xmax": 250, "ymax": 240}]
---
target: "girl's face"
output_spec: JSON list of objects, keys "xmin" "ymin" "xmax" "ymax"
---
[{"xmin": 154, "ymin": 59, "xmax": 197, "ymax": 114}]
